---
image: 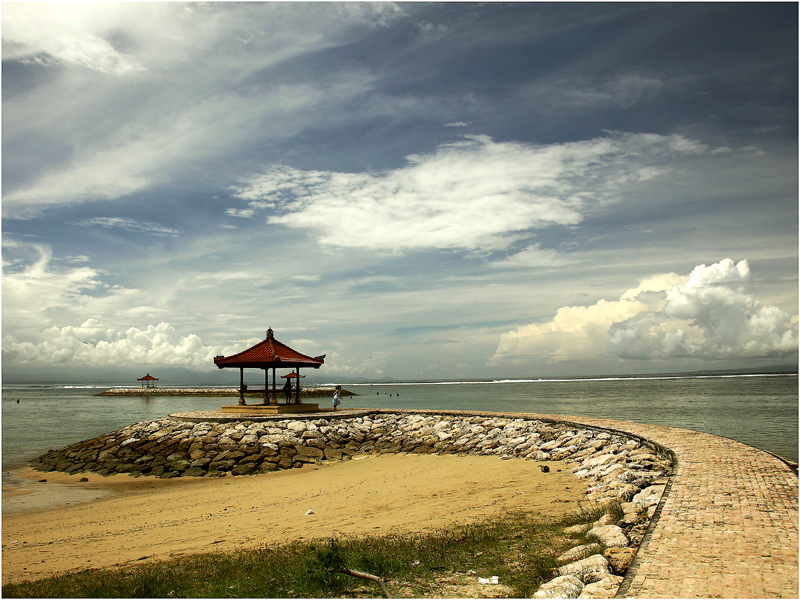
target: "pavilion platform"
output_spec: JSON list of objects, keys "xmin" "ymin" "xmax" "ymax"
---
[{"xmin": 220, "ymin": 403, "xmax": 320, "ymax": 415}]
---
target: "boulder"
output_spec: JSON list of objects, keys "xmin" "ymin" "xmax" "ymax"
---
[
  {"xmin": 208, "ymin": 459, "xmax": 235, "ymax": 472},
  {"xmin": 557, "ymin": 554, "xmax": 611, "ymax": 580},
  {"xmin": 592, "ymin": 513, "xmax": 616, "ymax": 528},
  {"xmin": 563, "ymin": 523, "xmax": 592, "ymax": 536},
  {"xmin": 578, "ymin": 575, "xmax": 623, "ymax": 599},
  {"xmin": 618, "ymin": 505, "xmax": 647, "ymax": 527},
  {"xmin": 231, "ymin": 463, "xmax": 256, "ymax": 476},
  {"xmin": 632, "ymin": 485, "xmax": 666, "ymax": 507},
  {"xmin": 183, "ymin": 466, "xmax": 208, "ymax": 477},
  {"xmin": 603, "ymin": 547, "xmax": 637, "ymax": 575},
  {"xmin": 533, "ymin": 575, "xmax": 584, "ymax": 599},
  {"xmin": 587, "ymin": 525, "xmax": 628, "ymax": 548},
  {"xmin": 556, "ymin": 543, "xmax": 603, "ymax": 565}
]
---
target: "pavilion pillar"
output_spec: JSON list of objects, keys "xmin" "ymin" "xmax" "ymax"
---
[
  {"xmin": 272, "ymin": 368, "xmax": 277, "ymax": 405},
  {"xmin": 239, "ymin": 368, "xmax": 246, "ymax": 405},
  {"xmin": 295, "ymin": 368, "xmax": 302, "ymax": 404}
]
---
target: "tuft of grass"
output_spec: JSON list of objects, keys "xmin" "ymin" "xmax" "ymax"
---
[
  {"xmin": 567, "ymin": 498, "xmax": 623, "ymax": 526},
  {"xmin": 3, "ymin": 510, "xmax": 604, "ymax": 598}
]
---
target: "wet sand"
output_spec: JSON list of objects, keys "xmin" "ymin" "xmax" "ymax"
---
[{"xmin": 2, "ymin": 454, "xmax": 586, "ymax": 585}]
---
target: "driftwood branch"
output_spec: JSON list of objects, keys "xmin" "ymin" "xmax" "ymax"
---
[{"xmin": 336, "ymin": 567, "xmax": 391, "ymax": 598}]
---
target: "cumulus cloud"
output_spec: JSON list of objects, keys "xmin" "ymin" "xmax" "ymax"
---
[
  {"xmin": 233, "ymin": 132, "xmax": 708, "ymax": 253},
  {"xmin": 2, "ymin": 321, "xmax": 220, "ymax": 368},
  {"xmin": 492, "ymin": 259, "xmax": 798, "ymax": 368}
]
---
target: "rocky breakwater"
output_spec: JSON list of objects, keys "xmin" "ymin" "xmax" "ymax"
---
[
  {"xmin": 94, "ymin": 387, "xmax": 350, "ymax": 397},
  {"xmin": 30, "ymin": 412, "xmax": 672, "ymax": 597}
]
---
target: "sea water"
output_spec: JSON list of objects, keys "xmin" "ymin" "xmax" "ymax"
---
[{"xmin": 2, "ymin": 374, "xmax": 797, "ymax": 474}]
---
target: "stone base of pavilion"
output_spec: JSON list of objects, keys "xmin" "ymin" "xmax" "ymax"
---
[{"xmin": 220, "ymin": 403, "xmax": 320, "ymax": 415}]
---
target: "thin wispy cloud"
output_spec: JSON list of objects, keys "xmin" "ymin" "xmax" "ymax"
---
[{"xmin": 75, "ymin": 217, "xmax": 180, "ymax": 237}]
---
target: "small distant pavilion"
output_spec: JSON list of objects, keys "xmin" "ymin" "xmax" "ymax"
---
[
  {"xmin": 213, "ymin": 328, "xmax": 325, "ymax": 410},
  {"xmin": 137, "ymin": 373, "xmax": 159, "ymax": 388}
]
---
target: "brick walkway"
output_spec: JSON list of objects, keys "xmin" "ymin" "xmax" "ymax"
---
[{"xmin": 540, "ymin": 415, "xmax": 798, "ymax": 599}]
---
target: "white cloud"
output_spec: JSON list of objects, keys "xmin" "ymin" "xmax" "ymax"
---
[
  {"xmin": 492, "ymin": 244, "xmax": 577, "ymax": 269},
  {"xmin": 2, "ymin": 3, "xmax": 145, "ymax": 74},
  {"xmin": 226, "ymin": 208, "xmax": 256, "ymax": 219},
  {"xmin": 74, "ymin": 217, "xmax": 180, "ymax": 236},
  {"xmin": 2, "ymin": 241, "xmax": 105, "ymax": 334},
  {"xmin": 2, "ymin": 3, "xmax": 391, "ymax": 218},
  {"xmin": 2, "ymin": 321, "xmax": 220, "ymax": 368},
  {"xmin": 3, "ymin": 3, "xmax": 402, "ymax": 75},
  {"xmin": 492, "ymin": 259, "xmax": 798, "ymax": 369},
  {"xmin": 234, "ymin": 132, "xmax": 708, "ymax": 253},
  {"xmin": 3, "ymin": 89, "xmax": 327, "ymax": 218},
  {"xmin": 608, "ymin": 260, "xmax": 798, "ymax": 360},
  {"xmin": 520, "ymin": 73, "xmax": 666, "ymax": 111}
]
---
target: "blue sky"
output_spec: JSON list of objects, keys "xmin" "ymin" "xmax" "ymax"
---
[{"xmin": 2, "ymin": 2, "xmax": 797, "ymax": 383}]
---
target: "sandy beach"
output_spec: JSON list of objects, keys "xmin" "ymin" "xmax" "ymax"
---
[{"xmin": 2, "ymin": 454, "xmax": 586, "ymax": 585}]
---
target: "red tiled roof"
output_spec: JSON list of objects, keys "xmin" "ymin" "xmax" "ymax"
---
[
  {"xmin": 137, "ymin": 374, "xmax": 158, "ymax": 380},
  {"xmin": 214, "ymin": 329, "xmax": 325, "ymax": 370}
]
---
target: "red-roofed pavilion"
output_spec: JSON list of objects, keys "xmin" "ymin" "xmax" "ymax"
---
[
  {"xmin": 214, "ymin": 328, "xmax": 325, "ymax": 405},
  {"xmin": 137, "ymin": 373, "xmax": 158, "ymax": 388}
]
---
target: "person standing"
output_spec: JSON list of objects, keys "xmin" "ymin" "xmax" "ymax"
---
[
  {"xmin": 333, "ymin": 385, "xmax": 342, "ymax": 410},
  {"xmin": 283, "ymin": 378, "xmax": 293, "ymax": 402}
]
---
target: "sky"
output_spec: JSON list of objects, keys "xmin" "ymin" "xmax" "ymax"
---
[{"xmin": 2, "ymin": 2, "xmax": 798, "ymax": 384}]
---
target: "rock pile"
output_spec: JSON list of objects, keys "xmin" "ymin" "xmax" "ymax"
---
[
  {"xmin": 30, "ymin": 411, "xmax": 672, "ymax": 598},
  {"xmin": 94, "ymin": 387, "xmax": 350, "ymax": 397},
  {"xmin": 534, "ymin": 478, "xmax": 668, "ymax": 598},
  {"xmin": 30, "ymin": 414, "xmax": 670, "ymax": 484}
]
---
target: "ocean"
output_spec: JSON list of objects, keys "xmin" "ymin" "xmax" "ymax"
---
[{"xmin": 2, "ymin": 374, "xmax": 797, "ymax": 474}]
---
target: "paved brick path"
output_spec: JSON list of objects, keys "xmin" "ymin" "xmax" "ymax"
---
[{"xmin": 540, "ymin": 415, "xmax": 798, "ymax": 599}]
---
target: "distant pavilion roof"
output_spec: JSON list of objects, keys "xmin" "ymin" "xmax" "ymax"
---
[
  {"xmin": 137, "ymin": 373, "xmax": 158, "ymax": 388},
  {"xmin": 214, "ymin": 328, "xmax": 325, "ymax": 370}
]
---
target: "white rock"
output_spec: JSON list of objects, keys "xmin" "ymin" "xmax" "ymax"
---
[
  {"xmin": 632, "ymin": 484, "xmax": 666, "ymax": 507},
  {"xmin": 557, "ymin": 554, "xmax": 611, "ymax": 580},
  {"xmin": 581, "ymin": 453, "xmax": 620, "ymax": 469},
  {"xmin": 533, "ymin": 575, "xmax": 584, "ymax": 599},
  {"xmin": 556, "ymin": 543, "xmax": 603, "ymax": 565},
  {"xmin": 579, "ymin": 574, "xmax": 623, "ymax": 598},
  {"xmin": 587, "ymin": 525, "xmax": 629, "ymax": 548},
  {"xmin": 592, "ymin": 513, "xmax": 615, "ymax": 528}
]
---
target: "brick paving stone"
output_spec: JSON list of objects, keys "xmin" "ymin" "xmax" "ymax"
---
[{"xmin": 534, "ymin": 414, "xmax": 798, "ymax": 599}]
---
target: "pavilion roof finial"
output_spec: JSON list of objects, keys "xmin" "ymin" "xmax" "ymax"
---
[{"xmin": 266, "ymin": 327, "xmax": 274, "ymax": 339}]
